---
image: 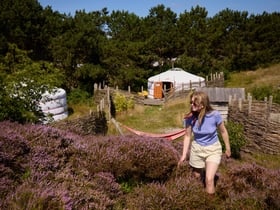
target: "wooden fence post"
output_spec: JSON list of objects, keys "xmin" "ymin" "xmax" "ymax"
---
[
  {"xmin": 248, "ymin": 95, "xmax": 252, "ymax": 114},
  {"xmin": 228, "ymin": 95, "xmax": 232, "ymax": 106},
  {"xmin": 94, "ymin": 83, "xmax": 98, "ymax": 94},
  {"xmin": 247, "ymin": 92, "xmax": 251, "ymax": 101},
  {"xmin": 238, "ymin": 98, "xmax": 242, "ymax": 111},
  {"xmin": 269, "ymin": 95, "xmax": 273, "ymax": 112},
  {"xmin": 107, "ymin": 87, "xmax": 111, "ymax": 120}
]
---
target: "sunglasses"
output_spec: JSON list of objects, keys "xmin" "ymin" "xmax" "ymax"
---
[{"xmin": 190, "ymin": 101, "xmax": 198, "ymax": 107}]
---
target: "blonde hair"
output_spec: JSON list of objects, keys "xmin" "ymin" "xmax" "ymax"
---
[{"xmin": 190, "ymin": 91, "xmax": 213, "ymax": 126}]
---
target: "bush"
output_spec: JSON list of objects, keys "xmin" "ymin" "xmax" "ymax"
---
[
  {"xmin": 113, "ymin": 93, "xmax": 135, "ymax": 113},
  {"xmin": 250, "ymin": 85, "xmax": 280, "ymax": 104},
  {"xmin": 217, "ymin": 162, "xmax": 280, "ymax": 209},
  {"xmin": 67, "ymin": 88, "xmax": 91, "ymax": 105},
  {"xmin": 1, "ymin": 121, "xmax": 280, "ymax": 209},
  {"xmin": 85, "ymin": 136, "xmax": 179, "ymax": 182},
  {"xmin": 220, "ymin": 121, "xmax": 247, "ymax": 159}
]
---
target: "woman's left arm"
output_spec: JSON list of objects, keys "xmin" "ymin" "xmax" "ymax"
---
[{"xmin": 218, "ymin": 122, "xmax": 231, "ymax": 158}]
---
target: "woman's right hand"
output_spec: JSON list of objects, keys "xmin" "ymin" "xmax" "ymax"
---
[{"xmin": 178, "ymin": 156, "xmax": 186, "ymax": 166}]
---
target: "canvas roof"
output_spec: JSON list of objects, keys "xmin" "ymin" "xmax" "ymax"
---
[{"xmin": 148, "ymin": 68, "xmax": 205, "ymax": 83}]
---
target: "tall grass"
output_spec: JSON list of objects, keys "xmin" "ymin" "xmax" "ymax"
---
[
  {"xmin": 226, "ymin": 64, "xmax": 280, "ymax": 104},
  {"xmin": 225, "ymin": 64, "xmax": 280, "ymax": 94}
]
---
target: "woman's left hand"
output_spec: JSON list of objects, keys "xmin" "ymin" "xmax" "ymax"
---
[{"xmin": 225, "ymin": 149, "xmax": 231, "ymax": 158}]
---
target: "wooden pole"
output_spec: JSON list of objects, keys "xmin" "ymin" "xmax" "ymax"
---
[
  {"xmin": 111, "ymin": 118, "xmax": 124, "ymax": 136},
  {"xmin": 107, "ymin": 87, "xmax": 111, "ymax": 120},
  {"xmin": 228, "ymin": 95, "xmax": 232, "ymax": 105},
  {"xmin": 238, "ymin": 98, "xmax": 242, "ymax": 111},
  {"xmin": 248, "ymin": 95, "xmax": 252, "ymax": 114},
  {"xmin": 269, "ymin": 95, "xmax": 273, "ymax": 113}
]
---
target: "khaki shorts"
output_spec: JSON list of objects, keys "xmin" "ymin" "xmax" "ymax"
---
[{"xmin": 189, "ymin": 140, "xmax": 222, "ymax": 169}]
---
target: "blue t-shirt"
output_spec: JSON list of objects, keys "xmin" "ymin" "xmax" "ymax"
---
[{"xmin": 184, "ymin": 110, "xmax": 222, "ymax": 146}]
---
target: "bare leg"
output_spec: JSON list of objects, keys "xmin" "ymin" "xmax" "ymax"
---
[
  {"xmin": 192, "ymin": 167, "xmax": 203, "ymax": 179},
  {"xmin": 205, "ymin": 161, "xmax": 219, "ymax": 194}
]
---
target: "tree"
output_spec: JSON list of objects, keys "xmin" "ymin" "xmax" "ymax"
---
[
  {"xmin": 143, "ymin": 5, "xmax": 179, "ymax": 64},
  {"xmin": 0, "ymin": 0, "xmax": 52, "ymax": 60},
  {"xmin": 0, "ymin": 44, "xmax": 64, "ymax": 123},
  {"xmin": 50, "ymin": 10, "xmax": 108, "ymax": 91},
  {"xmin": 177, "ymin": 6, "xmax": 211, "ymax": 75},
  {"xmin": 209, "ymin": 9, "xmax": 251, "ymax": 71}
]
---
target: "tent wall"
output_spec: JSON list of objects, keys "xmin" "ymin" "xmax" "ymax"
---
[{"xmin": 147, "ymin": 68, "xmax": 205, "ymax": 99}]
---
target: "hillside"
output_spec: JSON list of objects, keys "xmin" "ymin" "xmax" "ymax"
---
[{"xmin": 225, "ymin": 64, "xmax": 280, "ymax": 91}]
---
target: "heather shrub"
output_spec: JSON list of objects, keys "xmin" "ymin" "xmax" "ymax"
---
[
  {"xmin": 123, "ymin": 168, "xmax": 216, "ymax": 210},
  {"xmin": 2, "ymin": 120, "xmax": 280, "ymax": 209},
  {"xmin": 55, "ymin": 111, "xmax": 108, "ymax": 136},
  {"xmin": 85, "ymin": 136, "xmax": 179, "ymax": 183},
  {"xmin": 217, "ymin": 162, "xmax": 280, "ymax": 209},
  {"xmin": 0, "ymin": 122, "xmax": 30, "ymax": 200},
  {"xmin": 0, "ymin": 121, "xmax": 120, "ymax": 209},
  {"xmin": 6, "ymin": 182, "xmax": 64, "ymax": 210}
]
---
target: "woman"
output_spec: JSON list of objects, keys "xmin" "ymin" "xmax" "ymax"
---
[{"xmin": 178, "ymin": 91, "xmax": 231, "ymax": 194}]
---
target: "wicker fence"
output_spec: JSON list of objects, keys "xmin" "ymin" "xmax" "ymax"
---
[{"xmin": 228, "ymin": 95, "xmax": 280, "ymax": 155}]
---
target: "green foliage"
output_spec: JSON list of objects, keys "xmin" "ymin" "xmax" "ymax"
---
[
  {"xmin": 113, "ymin": 93, "xmax": 135, "ymax": 113},
  {"xmin": 220, "ymin": 121, "xmax": 247, "ymax": 159},
  {"xmin": 67, "ymin": 88, "xmax": 91, "ymax": 105},
  {"xmin": 127, "ymin": 96, "xmax": 135, "ymax": 110},
  {"xmin": 119, "ymin": 179, "xmax": 136, "ymax": 193},
  {"xmin": 0, "ymin": 44, "xmax": 64, "ymax": 123},
  {"xmin": 1, "ymin": 0, "xmax": 280, "ymax": 104},
  {"xmin": 250, "ymin": 85, "xmax": 280, "ymax": 104}
]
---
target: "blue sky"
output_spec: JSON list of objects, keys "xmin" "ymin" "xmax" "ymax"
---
[{"xmin": 38, "ymin": 0, "xmax": 280, "ymax": 17}]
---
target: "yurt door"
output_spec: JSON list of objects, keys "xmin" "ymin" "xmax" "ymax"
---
[{"xmin": 154, "ymin": 82, "xmax": 163, "ymax": 99}]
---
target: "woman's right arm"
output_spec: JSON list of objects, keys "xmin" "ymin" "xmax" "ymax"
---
[{"xmin": 178, "ymin": 126, "xmax": 192, "ymax": 164}]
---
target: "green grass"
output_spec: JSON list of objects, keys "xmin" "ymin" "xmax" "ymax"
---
[
  {"xmin": 225, "ymin": 63, "xmax": 280, "ymax": 92},
  {"xmin": 243, "ymin": 152, "xmax": 280, "ymax": 170},
  {"xmin": 114, "ymin": 96, "xmax": 190, "ymax": 135}
]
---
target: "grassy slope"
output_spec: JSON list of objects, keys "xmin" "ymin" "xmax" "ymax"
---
[{"xmin": 225, "ymin": 63, "xmax": 280, "ymax": 91}]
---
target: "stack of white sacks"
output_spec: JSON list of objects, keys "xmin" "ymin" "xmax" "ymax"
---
[{"xmin": 39, "ymin": 88, "xmax": 68, "ymax": 123}]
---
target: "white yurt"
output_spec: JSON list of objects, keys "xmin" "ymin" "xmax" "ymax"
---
[
  {"xmin": 147, "ymin": 68, "xmax": 205, "ymax": 99},
  {"xmin": 39, "ymin": 88, "xmax": 68, "ymax": 123}
]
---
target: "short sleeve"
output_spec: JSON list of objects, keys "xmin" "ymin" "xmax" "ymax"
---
[
  {"xmin": 215, "ymin": 111, "xmax": 223, "ymax": 125},
  {"xmin": 183, "ymin": 116, "xmax": 195, "ymax": 128}
]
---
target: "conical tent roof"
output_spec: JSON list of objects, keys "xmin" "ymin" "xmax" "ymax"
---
[{"xmin": 148, "ymin": 68, "xmax": 205, "ymax": 83}]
